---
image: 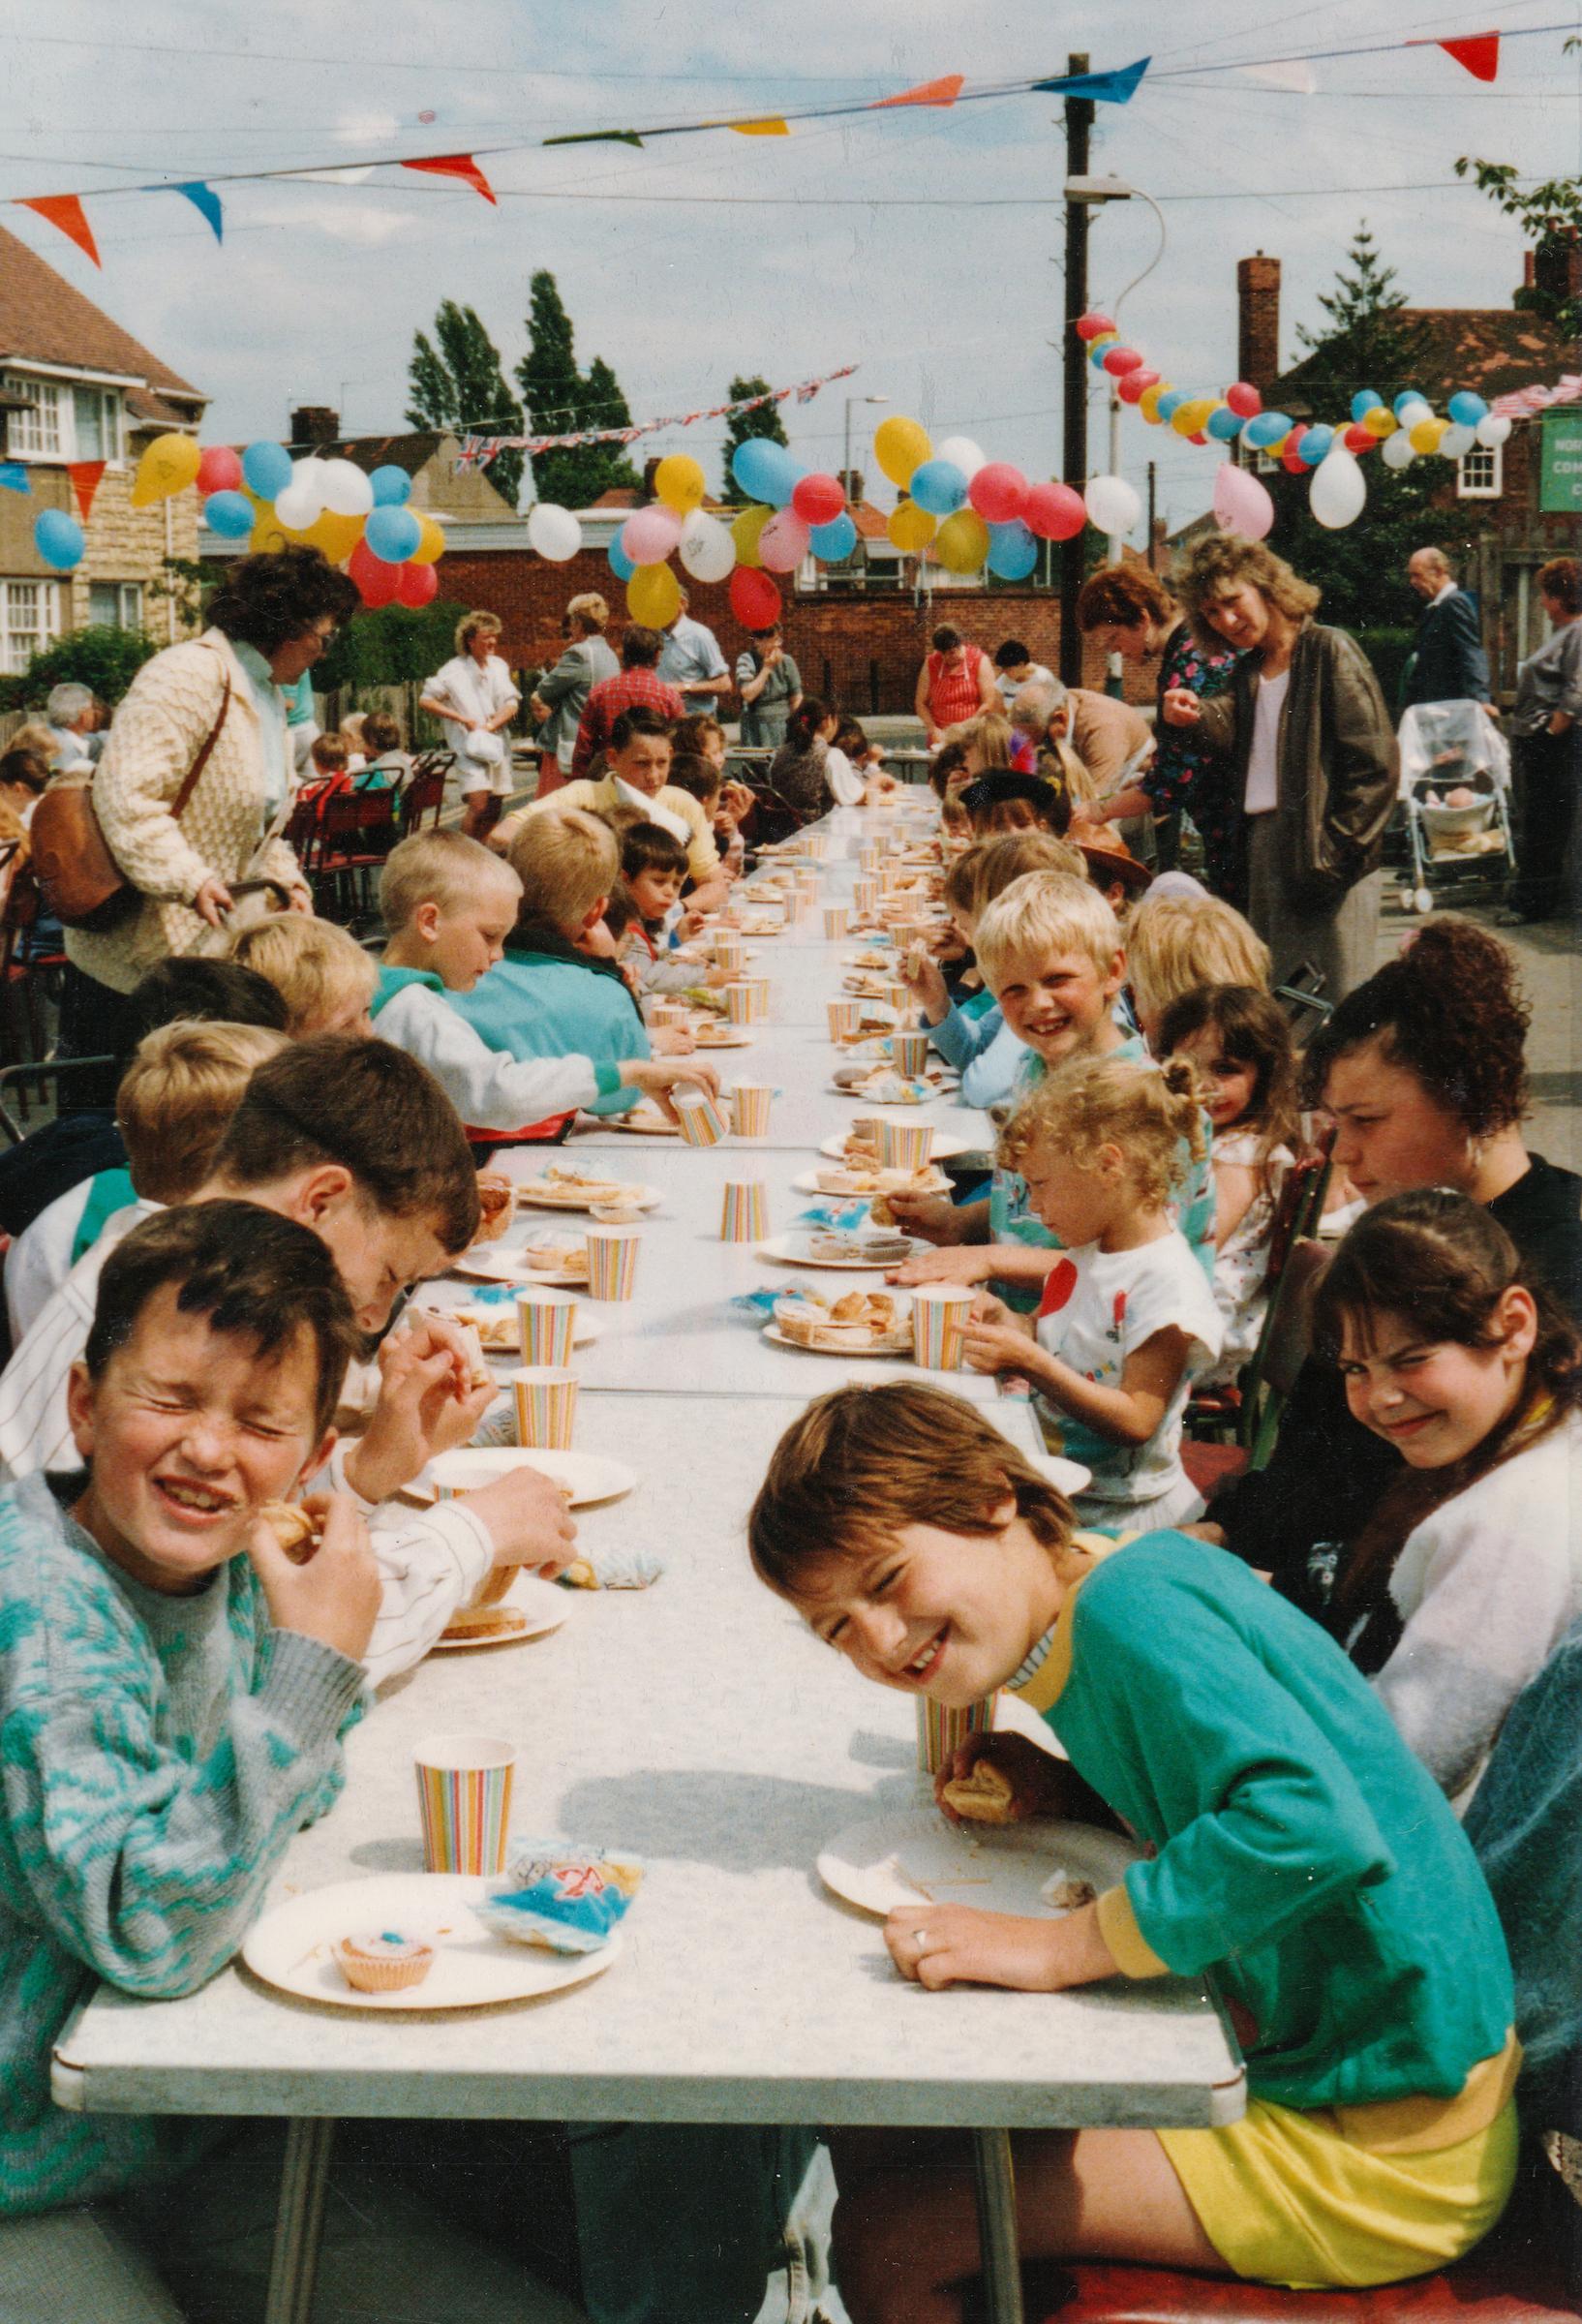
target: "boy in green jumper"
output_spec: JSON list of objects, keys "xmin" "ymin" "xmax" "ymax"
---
[{"xmin": 749, "ymin": 1384, "xmax": 1519, "ymax": 2315}]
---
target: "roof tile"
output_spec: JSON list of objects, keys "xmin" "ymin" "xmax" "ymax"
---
[{"xmin": 0, "ymin": 221, "xmax": 203, "ymax": 403}]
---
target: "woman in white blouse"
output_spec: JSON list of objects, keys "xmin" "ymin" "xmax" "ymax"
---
[{"xmin": 419, "ymin": 610, "xmax": 521, "ymax": 842}]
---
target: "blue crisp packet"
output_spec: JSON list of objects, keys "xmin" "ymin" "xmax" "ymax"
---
[
  {"xmin": 476, "ymin": 1842, "xmax": 643, "ymax": 1953},
  {"xmin": 792, "ymin": 1199, "xmax": 871, "ymax": 1230},
  {"xmin": 730, "ymin": 1287, "xmax": 782, "ymax": 1319}
]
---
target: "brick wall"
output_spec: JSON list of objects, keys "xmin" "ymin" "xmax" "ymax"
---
[{"xmin": 436, "ymin": 544, "xmax": 1143, "ymax": 713}]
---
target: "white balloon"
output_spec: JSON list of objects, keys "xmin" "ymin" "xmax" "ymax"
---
[
  {"xmin": 1395, "ymin": 399, "xmax": 1432, "ymax": 431},
  {"xmin": 273, "ymin": 481, "xmax": 321, "ymax": 531},
  {"xmin": 1381, "ymin": 430, "xmax": 1416, "ymax": 471},
  {"xmin": 1437, "ymin": 423, "xmax": 1476, "ymax": 460},
  {"xmin": 678, "ymin": 510, "xmax": 736, "ymax": 584},
  {"xmin": 527, "ymin": 503, "xmax": 583, "ymax": 562},
  {"xmin": 1083, "ymin": 474, "xmax": 1141, "ymax": 535},
  {"xmin": 932, "ymin": 435, "xmax": 987, "ymax": 480},
  {"xmin": 319, "ymin": 457, "xmax": 375, "ymax": 517},
  {"xmin": 1309, "ymin": 446, "xmax": 1366, "ymax": 531},
  {"xmin": 1476, "ymin": 413, "xmax": 1512, "ymax": 449}
]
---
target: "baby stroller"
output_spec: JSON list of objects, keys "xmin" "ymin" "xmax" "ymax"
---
[{"xmin": 1394, "ymin": 699, "xmax": 1514, "ymax": 915}]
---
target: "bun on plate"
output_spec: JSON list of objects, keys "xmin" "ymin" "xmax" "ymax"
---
[{"xmin": 940, "ymin": 1759, "xmax": 1016, "ymax": 1825}]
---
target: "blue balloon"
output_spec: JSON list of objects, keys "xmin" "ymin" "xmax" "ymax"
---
[
  {"xmin": 730, "ymin": 437, "xmax": 800, "ymax": 507},
  {"xmin": 1205, "ymin": 406, "xmax": 1244, "ymax": 442},
  {"xmin": 607, "ymin": 536, "xmax": 635, "ymax": 581},
  {"xmin": 909, "ymin": 459, "xmax": 968, "ymax": 517},
  {"xmin": 363, "ymin": 503, "xmax": 422, "ymax": 564},
  {"xmin": 1156, "ymin": 389, "xmax": 1186, "ymax": 423},
  {"xmin": 1351, "ymin": 389, "xmax": 1382, "ymax": 421},
  {"xmin": 242, "ymin": 440, "xmax": 292, "ymax": 500},
  {"xmin": 34, "ymin": 509, "xmax": 83, "ymax": 570},
  {"xmin": 1296, "ymin": 424, "xmax": 1333, "ymax": 467},
  {"xmin": 1088, "ymin": 341, "xmax": 1115, "ymax": 371},
  {"xmin": 369, "ymin": 463, "xmax": 412, "ymax": 506},
  {"xmin": 808, "ymin": 512, "xmax": 857, "ymax": 562},
  {"xmin": 1242, "ymin": 411, "xmax": 1292, "ymax": 449},
  {"xmin": 1447, "ymin": 390, "xmax": 1488, "ymax": 427},
  {"xmin": 986, "ymin": 520, "xmax": 1038, "ymax": 581},
  {"xmin": 202, "ymin": 490, "xmax": 254, "ymax": 538},
  {"xmin": 1392, "ymin": 390, "xmax": 1426, "ymax": 418}
]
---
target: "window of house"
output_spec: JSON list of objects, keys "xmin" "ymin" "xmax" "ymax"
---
[
  {"xmin": 3, "ymin": 378, "xmax": 62, "ymax": 458},
  {"xmin": 1, "ymin": 581, "xmax": 59, "ymax": 673},
  {"xmin": 88, "ymin": 582, "xmax": 143, "ymax": 630},
  {"xmin": 1457, "ymin": 443, "xmax": 1503, "ymax": 499},
  {"xmin": 72, "ymin": 387, "xmax": 122, "ymax": 463}
]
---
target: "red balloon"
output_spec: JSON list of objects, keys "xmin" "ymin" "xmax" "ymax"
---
[
  {"xmin": 1102, "ymin": 345, "xmax": 1143, "ymax": 376},
  {"xmin": 349, "ymin": 538, "xmax": 399, "ymax": 607},
  {"xmin": 967, "ymin": 462, "xmax": 1029, "ymax": 525},
  {"xmin": 1022, "ymin": 480, "xmax": 1087, "ymax": 541},
  {"xmin": 395, "ymin": 558, "xmax": 439, "ymax": 608},
  {"xmin": 1225, "ymin": 382, "xmax": 1262, "ymax": 419},
  {"xmin": 1074, "ymin": 311, "xmax": 1116, "ymax": 342},
  {"xmin": 1344, "ymin": 423, "xmax": 1375, "ymax": 453},
  {"xmin": 790, "ymin": 471, "xmax": 845, "ymax": 526},
  {"xmin": 729, "ymin": 566, "xmax": 781, "ymax": 629},
  {"xmin": 1189, "ymin": 432, "xmax": 1208, "ymax": 445},
  {"xmin": 1117, "ymin": 367, "xmax": 1160, "ymax": 407},
  {"xmin": 196, "ymin": 444, "xmax": 244, "ymax": 496}
]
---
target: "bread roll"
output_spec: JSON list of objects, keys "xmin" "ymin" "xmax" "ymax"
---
[
  {"xmin": 473, "ymin": 1175, "xmax": 514, "ymax": 1242},
  {"xmin": 258, "ymin": 1503, "xmax": 320, "ymax": 1564},
  {"xmin": 941, "ymin": 1759, "xmax": 1017, "ymax": 1825}
]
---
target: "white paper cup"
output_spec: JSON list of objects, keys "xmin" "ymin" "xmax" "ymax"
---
[
  {"xmin": 583, "ymin": 1223, "xmax": 642, "ymax": 1299},
  {"xmin": 514, "ymin": 1285, "xmax": 578, "ymax": 1365},
  {"xmin": 510, "ymin": 1364, "xmax": 579, "ymax": 1447},
  {"xmin": 910, "ymin": 1283, "xmax": 975, "ymax": 1371},
  {"xmin": 414, "ymin": 1732, "xmax": 517, "ymax": 1875}
]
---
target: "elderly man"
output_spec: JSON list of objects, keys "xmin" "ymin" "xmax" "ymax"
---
[
  {"xmin": 1009, "ymin": 677, "xmax": 1152, "ymax": 801},
  {"xmin": 1404, "ymin": 548, "xmax": 1490, "ymax": 708},
  {"xmin": 43, "ymin": 684, "xmax": 96, "ymax": 775},
  {"xmin": 657, "ymin": 587, "xmax": 731, "ymax": 720}
]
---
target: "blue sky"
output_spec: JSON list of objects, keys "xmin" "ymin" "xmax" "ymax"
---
[{"xmin": 3, "ymin": 1, "xmax": 1578, "ymax": 530}]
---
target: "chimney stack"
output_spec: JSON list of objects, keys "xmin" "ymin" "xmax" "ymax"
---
[
  {"xmin": 1530, "ymin": 229, "xmax": 1582, "ymax": 310},
  {"xmin": 1236, "ymin": 254, "xmax": 1281, "ymax": 391},
  {"xmin": 290, "ymin": 406, "xmax": 340, "ymax": 448},
  {"xmin": 837, "ymin": 468, "xmax": 866, "ymax": 506}
]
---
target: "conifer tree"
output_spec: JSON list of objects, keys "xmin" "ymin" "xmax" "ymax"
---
[
  {"xmin": 406, "ymin": 301, "xmax": 524, "ymax": 506},
  {"xmin": 720, "ymin": 376, "xmax": 790, "ymax": 503},
  {"xmin": 514, "ymin": 273, "xmax": 639, "ymax": 507}
]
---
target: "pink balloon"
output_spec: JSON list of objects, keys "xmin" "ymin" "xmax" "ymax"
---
[
  {"xmin": 622, "ymin": 505, "xmax": 683, "ymax": 565},
  {"xmin": 1211, "ymin": 461, "xmax": 1274, "ymax": 541},
  {"xmin": 1225, "ymin": 382, "xmax": 1262, "ymax": 419},
  {"xmin": 1117, "ymin": 368, "xmax": 1160, "ymax": 407},
  {"xmin": 395, "ymin": 558, "xmax": 440, "ymax": 608},
  {"xmin": 196, "ymin": 444, "xmax": 244, "ymax": 496},
  {"xmin": 967, "ymin": 463, "xmax": 1029, "ymax": 525},
  {"xmin": 1102, "ymin": 346, "xmax": 1143, "ymax": 376},
  {"xmin": 757, "ymin": 509, "xmax": 810, "ymax": 573},
  {"xmin": 1022, "ymin": 480, "xmax": 1087, "ymax": 542},
  {"xmin": 1074, "ymin": 311, "xmax": 1116, "ymax": 342},
  {"xmin": 790, "ymin": 471, "xmax": 845, "ymax": 526}
]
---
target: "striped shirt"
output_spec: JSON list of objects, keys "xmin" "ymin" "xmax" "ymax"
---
[{"xmin": 570, "ymin": 668, "xmax": 685, "ymax": 780}]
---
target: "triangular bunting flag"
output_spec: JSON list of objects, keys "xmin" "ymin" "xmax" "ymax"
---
[
  {"xmin": 174, "ymin": 182, "xmax": 223, "ymax": 243},
  {"xmin": 870, "ymin": 75, "xmax": 965, "ymax": 109},
  {"xmin": 1033, "ymin": 56, "xmax": 1149, "ymax": 105},
  {"xmin": 541, "ymin": 129, "xmax": 644, "ymax": 149},
  {"xmin": 1436, "ymin": 33, "xmax": 1500, "ymax": 80},
  {"xmin": 67, "ymin": 460, "xmax": 106, "ymax": 521},
  {"xmin": 728, "ymin": 118, "xmax": 789, "ymax": 137},
  {"xmin": 15, "ymin": 194, "xmax": 100, "ymax": 267},
  {"xmin": 400, "ymin": 153, "xmax": 497, "ymax": 202},
  {"xmin": 0, "ymin": 464, "xmax": 27, "ymax": 495}
]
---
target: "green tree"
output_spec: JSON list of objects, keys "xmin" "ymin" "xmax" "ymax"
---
[
  {"xmin": 1453, "ymin": 164, "xmax": 1582, "ymax": 342},
  {"xmin": 720, "ymin": 376, "xmax": 789, "ymax": 504},
  {"xmin": 1293, "ymin": 224, "xmax": 1436, "ymax": 404},
  {"xmin": 514, "ymin": 272, "xmax": 639, "ymax": 508},
  {"xmin": 318, "ymin": 601, "xmax": 472, "ymax": 693},
  {"xmin": 0, "ymin": 625, "xmax": 158, "ymax": 712},
  {"xmin": 406, "ymin": 300, "xmax": 525, "ymax": 508}
]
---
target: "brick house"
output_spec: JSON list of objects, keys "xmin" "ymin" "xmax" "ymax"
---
[
  {"xmin": 1235, "ymin": 242, "xmax": 1579, "ymax": 687},
  {"xmin": 0, "ymin": 221, "xmax": 208, "ymax": 669}
]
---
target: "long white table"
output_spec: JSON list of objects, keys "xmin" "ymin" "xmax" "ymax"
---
[{"xmin": 53, "ymin": 803, "xmax": 1244, "ymax": 2324}]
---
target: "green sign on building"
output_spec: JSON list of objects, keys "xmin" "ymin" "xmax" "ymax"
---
[{"xmin": 1540, "ymin": 409, "xmax": 1582, "ymax": 514}]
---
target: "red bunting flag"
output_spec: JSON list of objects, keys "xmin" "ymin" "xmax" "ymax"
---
[
  {"xmin": 15, "ymin": 194, "xmax": 100, "ymax": 267},
  {"xmin": 870, "ymin": 74, "xmax": 964, "ymax": 109},
  {"xmin": 67, "ymin": 460, "xmax": 106, "ymax": 522},
  {"xmin": 1408, "ymin": 31, "xmax": 1500, "ymax": 79},
  {"xmin": 399, "ymin": 153, "xmax": 497, "ymax": 203}
]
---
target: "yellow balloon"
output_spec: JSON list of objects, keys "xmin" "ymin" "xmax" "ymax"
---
[
  {"xmin": 1171, "ymin": 397, "xmax": 1213, "ymax": 437},
  {"xmin": 1363, "ymin": 406, "xmax": 1397, "ymax": 439},
  {"xmin": 732, "ymin": 504, "xmax": 773, "ymax": 568},
  {"xmin": 409, "ymin": 514, "xmax": 446, "ymax": 566},
  {"xmin": 250, "ymin": 512, "xmax": 290, "ymax": 554},
  {"xmin": 1139, "ymin": 382, "xmax": 1173, "ymax": 426},
  {"xmin": 1409, "ymin": 416, "xmax": 1447, "ymax": 455},
  {"xmin": 626, "ymin": 562, "xmax": 682, "ymax": 627},
  {"xmin": 654, "ymin": 454, "xmax": 707, "ymax": 514},
  {"xmin": 131, "ymin": 432, "xmax": 201, "ymax": 509},
  {"xmin": 873, "ymin": 414, "xmax": 932, "ymax": 489},
  {"xmin": 303, "ymin": 509, "xmax": 365, "ymax": 562},
  {"xmin": 886, "ymin": 500, "xmax": 936, "ymax": 553},
  {"xmin": 931, "ymin": 509, "xmax": 989, "ymax": 576}
]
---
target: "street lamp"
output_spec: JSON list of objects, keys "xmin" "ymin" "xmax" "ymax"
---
[{"xmin": 843, "ymin": 394, "xmax": 888, "ymax": 502}]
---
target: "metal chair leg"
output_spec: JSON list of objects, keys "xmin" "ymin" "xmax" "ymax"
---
[
  {"xmin": 263, "ymin": 2116, "xmax": 336, "ymax": 2324},
  {"xmin": 972, "ymin": 2126, "xmax": 1024, "ymax": 2324}
]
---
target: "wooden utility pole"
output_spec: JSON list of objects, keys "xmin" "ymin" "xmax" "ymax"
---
[{"xmin": 1059, "ymin": 53, "xmax": 1095, "ymax": 686}]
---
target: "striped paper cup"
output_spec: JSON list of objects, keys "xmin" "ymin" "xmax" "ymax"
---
[
  {"xmin": 722, "ymin": 983, "xmax": 756, "ymax": 1027},
  {"xmin": 858, "ymin": 842, "xmax": 882, "ymax": 872},
  {"xmin": 413, "ymin": 1731, "xmax": 517, "ymax": 1875},
  {"xmin": 743, "ymin": 977, "xmax": 771, "ymax": 1020},
  {"xmin": 827, "ymin": 999, "xmax": 863, "ymax": 1041},
  {"xmin": 822, "ymin": 904, "xmax": 850, "ymax": 941},
  {"xmin": 890, "ymin": 1031, "xmax": 931, "ymax": 1080},
  {"xmin": 729, "ymin": 1081, "xmax": 774, "ymax": 1138},
  {"xmin": 510, "ymin": 1364, "xmax": 579, "ymax": 1447},
  {"xmin": 673, "ymin": 1088, "xmax": 729, "ymax": 1147},
  {"xmin": 910, "ymin": 1282, "xmax": 974, "ymax": 1371},
  {"xmin": 583, "ymin": 1224, "xmax": 641, "ymax": 1300},
  {"xmin": 720, "ymin": 1177, "xmax": 769, "ymax": 1241},
  {"xmin": 648, "ymin": 999, "xmax": 689, "ymax": 1030},
  {"xmin": 880, "ymin": 1117, "xmax": 935, "ymax": 1171},
  {"xmin": 800, "ymin": 830, "xmax": 829, "ymax": 858},
  {"xmin": 714, "ymin": 934, "xmax": 746, "ymax": 977},
  {"xmin": 515, "ymin": 1285, "xmax": 578, "ymax": 1365},
  {"xmin": 916, "ymin": 1693, "xmax": 997, "ymax": 1778},
  {"xmin": 853, "ymin": 878, "xmax": 878, "ymax": 918}
]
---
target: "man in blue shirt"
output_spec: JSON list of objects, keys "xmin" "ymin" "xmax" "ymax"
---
[{"xmin": 657, "ymin": 589, "xmax": 731, "ymax": 721}]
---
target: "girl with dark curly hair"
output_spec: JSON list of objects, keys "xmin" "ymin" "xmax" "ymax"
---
[
  {"xmin": 1208, "ymin": 916, "xmax": 1582, "ymax": 1610},
  {"xmin": 59, "ymin": 548, "xmax": 357, "ymax": 1059}
]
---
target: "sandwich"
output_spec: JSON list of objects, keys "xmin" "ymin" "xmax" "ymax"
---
[
  {"xmin": 940, "ymin": 1760, "xmax": 1017, "ymax": 1825},
  {"xmin": 473, "ymin": 1174, "xmax": 515, "ymax": 1243},
  {"xmin": 258, "ymin": 1503, "xmax": 321, "ymax": 1565}
]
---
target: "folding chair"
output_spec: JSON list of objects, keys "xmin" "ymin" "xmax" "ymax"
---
[
  {"xmin": 399, "ymin": 759, "xmax": 450, "ymax": 836},
  {"xmin": 0, "ymin": 1054, "xmax": 119, "ymax": 1144},
  {"xmin": 309, "ymin": 791, "xmax": 398, "ymax": 923}
]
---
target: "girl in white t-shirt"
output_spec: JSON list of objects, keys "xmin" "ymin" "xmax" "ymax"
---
[
  {"xmin": 1312, "ymin": 1186, "xmax": 1582, "ymax": 1806},
  {"xmin": 963, "ymin": 1054, "xmax": 1223, "ymax": 1530},
  {"xmin": 1159, "ymin": 982, "xmax": 1300, "ymax": 1385}
]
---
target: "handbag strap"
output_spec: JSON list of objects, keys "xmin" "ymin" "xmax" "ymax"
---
[{"xmin": 170, "ymin": 649, "xmax": 233, "ymax": 824}]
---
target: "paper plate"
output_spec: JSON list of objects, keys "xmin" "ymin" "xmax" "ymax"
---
[
  {"xmin": 828, "ymin": 1079, "xmax": 958, "ymax": 1109},
  {"xmin": 762, "ymin": 1323, "xmax": 912, "ymax": 1360},
  {"xmin": 431, "ymin": 1572, "xmax": 570, "ymax": 1652},
  {"xmin": 821, "ymin": 1129, "xmax": 977, "ymax": 1163},
  {"xmin": 756, "ymin": 1232, "xmax": 916, "ymax": 1272},
  {"xmin": 516, "ymin": 1178, "xmax": 662, "ymax": 1214},
  {"xmin": 453, "ymin": 1244, "xmax": 588, "ymax": 1288},
  {"xmin": 817, "ymin": 1809, "xmax": 1138, "ymax": 1922},
  {"xmin": 403, "ymin": 1447, "xmax": 637, "ymax": 1510},
  {"xmin": 690, "ymin": 1025, "xmax": 757, "ymax": 1050},
  {"xmin": 792, "ymin": 1168, "xmax": 952, "ymax": 1199},
  {"xmin": 411, "ymin": 1294, "xmax": 601, "ymax": 1352},
  {"xmin": 242, "ymin": 1874, "xmax": 622, "ymax": 2012},
  {"xmin": 593, "ymin": 1104, "xmax": 681, "ymax": 1137}
]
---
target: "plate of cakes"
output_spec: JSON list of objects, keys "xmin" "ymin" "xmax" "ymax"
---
[
  {"xmin": 756, "ymin": 1228, "xmax": 916, "ymax": 1271},
  {"xmin": 515, "ymin": 1166, "xmax": 662, "ymax": 1214},
  {"xmin": 432, "ymin": 1571, "xmax": 570, "ymax": 1651},
  {"xmin": 820, "ymin": 1125, "xmax": 977, "ymax": 1166},
  {"xmin": 765, "ymin": 1289, "xmax": 912, "ymax": 1356},
  {"xmin": 453, "ymin": 1235, "xmax": 589, "ymax": 1288}
]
